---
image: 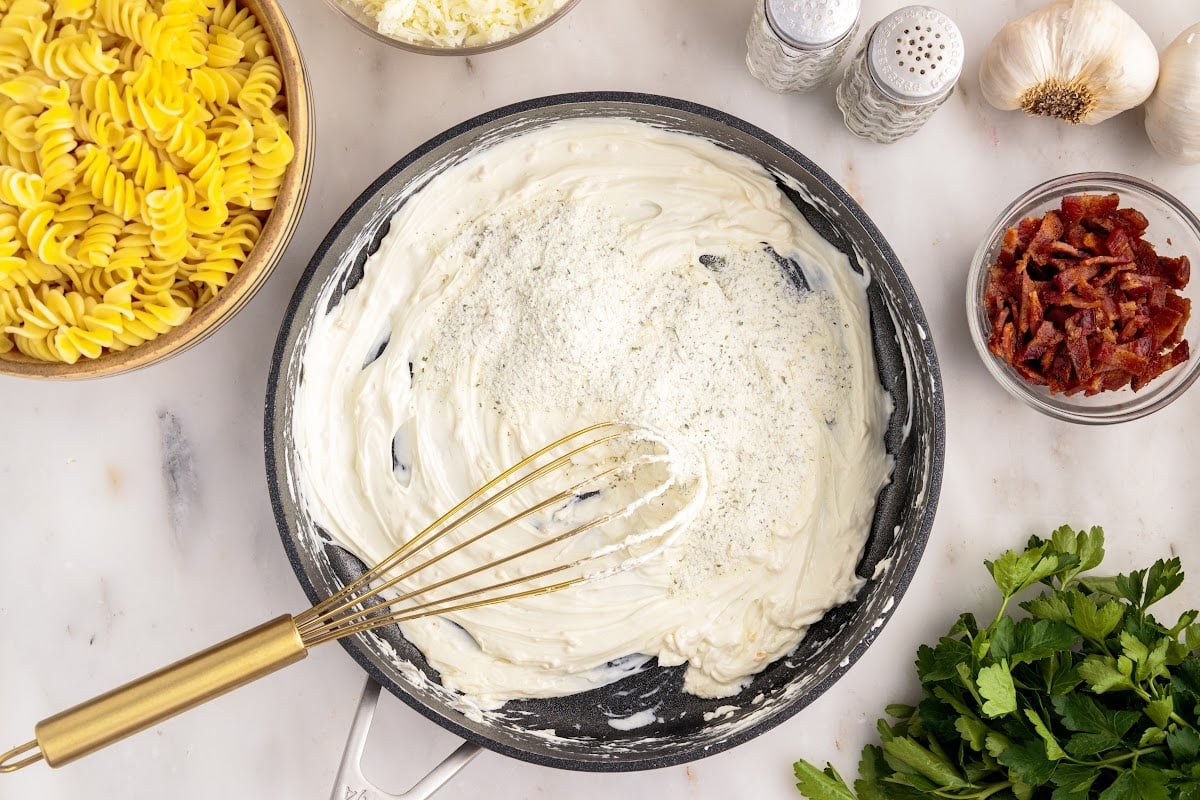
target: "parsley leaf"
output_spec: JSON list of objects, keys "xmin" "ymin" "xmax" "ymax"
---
[
  {"xmin": 998, "ymin": 738, "xmax": 1057, "ymax": 785},
  {"xmin": 1145, "ymin": 696, "xmax": 1174, "ymax": 729},
  {"xmin": 1025, "ymin": 708, "xmax": 1066, "ymax": 760},
  {"xmin": 987, "ymin": 545, "xmax": 1062, "ymax": 599},
  {"xmin": 1070, "ymin": 593, "xmax": 1125, "ymax": 643},
  {"xmin": 1098, "ymin": 766, "xmax": 1170, "ymax": 800},
  {"xmin": 915, "ymin": 638, "xmax": 970, "ymax": 683},
  {"xmin": 1052, "ymin": 691, "xmax": 1140, "ymax": 757},
  {"xmin": 1174, "ymin": 656, "xmax": 1200, "ymax": 713},
  {"xmin": 977, "ymin": 661, "xmax": 1017, "ymax": 717},
  {"xmin": 1051, "ymin": 762, "xmax": 1099, "ymax": 793},
  {"xmin": 794, "ymin": 761, "xmax": 856, "ymax": 800},
  {"xmin": 1078, "ymin": 654, "xmax": 1135, "ymax": 693},
  {"xmin": 1169, "ymin": 727, "xmax": 1200, "ymax": 762},
  {"xmin": 1144, "ymin": 559, "xmax": 1184, "ymax": 610}
]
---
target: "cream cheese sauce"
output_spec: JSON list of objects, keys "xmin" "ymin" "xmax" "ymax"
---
[{"xmin": 294, "ymin": 118, "xmax": 892, "ymax": 709}]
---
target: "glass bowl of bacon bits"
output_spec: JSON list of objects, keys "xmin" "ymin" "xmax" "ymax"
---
[{"xmin": 968, "ymin": 173, "xmax": 1200, "ymax": 424}]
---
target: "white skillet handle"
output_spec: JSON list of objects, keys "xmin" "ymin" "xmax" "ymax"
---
[{"xmin": 331, "ymin": 679, "xmax": 481, "ymax": 800}]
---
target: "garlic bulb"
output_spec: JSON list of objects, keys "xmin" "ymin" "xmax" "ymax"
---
[
  {"xmin": 1145, "ymin": 23, "xmax": 1200, "ymax": 164},
  {"xmin": 980, "ymin": 0, "xmax": 1159, "ymax": 125}
]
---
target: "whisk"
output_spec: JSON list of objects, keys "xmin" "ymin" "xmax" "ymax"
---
[{"xmin": 0, "ymin": 421, "xmax": 702, "ymax": 773}]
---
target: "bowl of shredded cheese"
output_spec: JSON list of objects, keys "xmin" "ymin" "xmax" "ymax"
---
[{"xmin": 325, "ymin": 0, "xmax": 583, "ymax": 54}]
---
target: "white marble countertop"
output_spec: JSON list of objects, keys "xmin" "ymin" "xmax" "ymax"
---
[{"xmin": 4, "ymin": 1, "xmax": 1200, "ymax": 798}]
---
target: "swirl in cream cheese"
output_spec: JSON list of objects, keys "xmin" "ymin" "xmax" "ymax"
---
[{"xmin": 294, "ymin": 118, "xmax": 892, "ymax": 709}]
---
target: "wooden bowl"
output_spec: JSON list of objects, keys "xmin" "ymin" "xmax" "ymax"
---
[{"xmin": 0, "ymin": 0, "xmax": 314, "ymax": 380}]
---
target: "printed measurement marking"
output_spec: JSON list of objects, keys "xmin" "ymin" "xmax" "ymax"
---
[{"xmin": 344, "ymin": 787, "xmax": 371, "ymax": 800}]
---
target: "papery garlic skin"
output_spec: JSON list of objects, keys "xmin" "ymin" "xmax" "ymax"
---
[
  {"xmin": 1145, "ymin": 23, "xmax": 1200, "ymax": 165},
  {"xmin": 980, "ymin": 0, "xmax": 1159, "ymax": 125}
]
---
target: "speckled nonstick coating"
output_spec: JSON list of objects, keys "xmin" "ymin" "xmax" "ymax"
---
[{"xmin": 264, "ymin": 92, "xmax": 945, "ymax": 771}]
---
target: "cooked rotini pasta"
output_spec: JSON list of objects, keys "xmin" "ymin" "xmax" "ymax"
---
[
  {"xmin": 51, "ymin": 0, "xmax": 95, "ymax": 22},
  {"xmin": 77, "ymin": 144, "xmax": 142, "ymax": 219},
  {"xmin": 95, "ymin": 0, "xmax": 158, "ymax": 56},
  {"xmin": 186, "ymin": 210, "xmax": 258, "ymax": 296},
  {"xmin": 204, "ymin": 27, "xmax": 244, "ymax": 69},
  {"xmin": 35, "ymin": 82, "xmax": 78, "ymax": 193},
  {"xmin": 106, "ymin": 219, "xmax": 152, "ymax": 273},
  {"xmin": 75, "ymin": 209, "xmax": 122, "ymax": 266},
  {"xmin": 0, "ymin": 0, "xmax": 50, "ymax": 79},
  {"xmin": 112, "ymin": 129, "xmax": 164, "ymax": 189},
  {"xmin": 0, "ymin": 141, "xmax": 40, "ymax": 173},
  {"xmin": 0, "ymin": 164, "xmax": 46, "ymax": 207},
  {"xmin": 18, "ymin": 201, "xmax": 75, "ymax": 265},
  {"xmin": 73, "ymin": 105, "xmax": 123, "ymax": 148},
  {"xmin": 2, "ymin": 102, "xmax": 41, "ymax": 153},
  {"xmin": 236, "ymin": 54, "xmax": 279, "ymax": 112},
  {"xmin": 133, "ymin": 256, "xmax": 178, "ymax": 297},
  {"xmin": 109, "ymin": 289, "xmax": 192, "ymax": 351},
  {"xmin": 52, "ymin": 181, "xmax": 93, "ymax": 238},
  {"xmin": 0, "ymin": 71, "xmax": 52, "ymax": 105},
  {"xmin": 143, "ymin": 186, "xmax": 188, "ymax": 262},
  {"xmin": 0, "ymin": 0, "xmax": 292, "ymax": 363},
  {"xmin": 0, "ymin": 208, "xmax": 28, "ymax": 293},
  {"xmin": 189, "ymin": 63, "xmax": 245, "ymax": 106},
  {"xmin": 25, "ymin": 25, "xmax": 120, "ymax": 80}
]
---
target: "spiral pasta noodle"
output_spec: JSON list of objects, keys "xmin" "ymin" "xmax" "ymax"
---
[
  {"xmin": 34, "ymin": 82, "xmax": 78, "ymax": 193},
  {"xmin": 0, "ymin": 0, "xmax": 293, "ymax": 363},
  {"xmin": 143, "ymin": 186, "xmax": 188, "ymax": 262},
  {"xmin": 24, "ymin": 25, "xmax": 120, "ymax": 80},
  {"xmin": 75, "ymin": 209, "xmax": 122, "ymax": 266},
  {"xmin": 51, "ymin": 0, "xmax": 94, "ymax": 22},
  {"xmin": 1, "ymin": 101, "xmax": 40, "ymax": 153},
  {"xmin": 0, "ymin": 165, "xmax": 45, "ymax": 207},
  {"xmin": 53, "ymin": 182, "xmax": 93, "ymax": 237}
]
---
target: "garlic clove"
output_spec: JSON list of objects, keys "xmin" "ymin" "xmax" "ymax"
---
[
  {"xmin": 1145, "ymin": 23, "xmax": 1200, "ymax": 165},
  {"xmin": 980, "ymin": 0, "xmax": 1159, "ymax": 125}
]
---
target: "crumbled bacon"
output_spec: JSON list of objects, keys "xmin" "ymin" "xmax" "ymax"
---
[{"xmin": 984, "ymin": 193, "xmax": 1192, "ymax": 396}]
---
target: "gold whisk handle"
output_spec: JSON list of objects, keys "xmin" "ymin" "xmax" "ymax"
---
[{"xmin": 0, "ymin": 615, "xmax": 307, "ymax": 771}]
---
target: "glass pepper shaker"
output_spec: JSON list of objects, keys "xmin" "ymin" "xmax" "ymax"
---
[
  {"xmin": 835, "ymin": 5, "xmax": 964, "ymax": 143},
  {"xmin": 745, "ymin": 0, "xmax": 860, "ymax": 94}
]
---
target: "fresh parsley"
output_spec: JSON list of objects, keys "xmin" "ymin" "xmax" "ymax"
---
[{"xmin": 794, "ymin": 526, "xmax": 1200, "ymax": 800}]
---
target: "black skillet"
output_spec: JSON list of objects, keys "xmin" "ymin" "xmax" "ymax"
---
[{"xmin": 264, "ymin": 92, "xmax": 945, "ymax": 786}]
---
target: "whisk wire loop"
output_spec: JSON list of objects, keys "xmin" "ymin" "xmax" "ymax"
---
[
  {"xmin": 295, "ymin": 421, "xmax": 628, "ymax": 624},
  {"xmin": 298, "ymin": 486, "xmax": 656, "ymax": 647},
  {"xmin": 0, "ymin": 740, "xmax": 42, "ymax": 773},
  {"xmin": 294, "ymin": 421, "xmax": 673, "ymax": 647}
]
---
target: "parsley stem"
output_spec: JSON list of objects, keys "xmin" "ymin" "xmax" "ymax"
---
[
  {"xmin": 929, "ymin": 781, "xmax": 1013, "ymax": 800},
  {"xmin": 989, "ymin": 596, "xmax": 1014, "ymax": 631},
  {"xmin": 1085, "ymin": 746, "xmax": 1160, "ymax": 768},
  {"xmin": 1169, "ymin": 711, "xmax": 1197, "ymax": 731},
  {"xmin": 973, "ymin": 782, "xmax": 1014, "ymax": 800}
]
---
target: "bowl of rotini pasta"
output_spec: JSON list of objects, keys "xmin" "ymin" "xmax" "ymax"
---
[{"xmin": 0, "ymin": 0, "xmax": 313, "ymax": 378}]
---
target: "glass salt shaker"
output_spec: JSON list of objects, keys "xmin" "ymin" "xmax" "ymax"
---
[
  {"xmin": 745, "ymin": 0, "xmax": 860, "ymax": 94},
  {"xmin": 835, "ymin": 5, "xmax": 964, "ymax": 143}
]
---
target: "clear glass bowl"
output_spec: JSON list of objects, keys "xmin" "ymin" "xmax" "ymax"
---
[
  {"xmin": 966, "ymin": 173, "xmax": 1200, "ymax": 425},
  {"xmin": 323, "ymin": 0, "xmax": 583, "ymax": 55}
]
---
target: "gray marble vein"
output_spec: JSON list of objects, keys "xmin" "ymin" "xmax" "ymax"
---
[{"xmin": 158, "ymin": 409, "xmax": 201, "ymax": 553}]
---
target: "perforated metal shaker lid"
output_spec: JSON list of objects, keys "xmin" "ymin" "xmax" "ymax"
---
[
  {"xmin": 867, "ymin": 5, "xmax": 963, "ymax": 104},
  {"xmin": 765, "ymin": 0, "xmax": 859, "ymax": 50}
]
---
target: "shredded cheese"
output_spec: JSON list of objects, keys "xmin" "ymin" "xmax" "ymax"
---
[{"xmin": 356, "ymin": 0, "xmax": 568, "ymax": 47}]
